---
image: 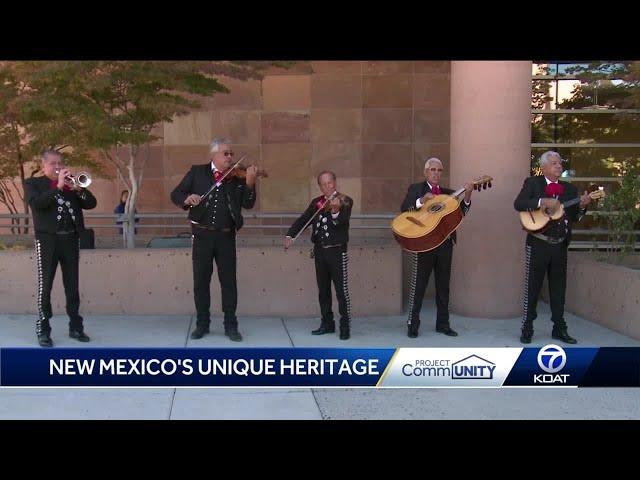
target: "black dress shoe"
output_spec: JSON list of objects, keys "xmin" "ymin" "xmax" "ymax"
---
[
  {"xmin": 407, "ymin": 326, "xmax": 419, "ymax": 338},
  {"xmin": 225, "ymin": 329, "xmax": 243, "ymax": 342},
  {"xmin": 190, "ymin": 326, "xmax": 210, "ymax": 340},
  {"xmin": 520, "ymin": 331, "xmax": 533, "ymax": 344},
  {"xmin": 552, "ymin": 330, "xmax": 577, "ymax": 344},
  {"xmin": 69, "ymin": 330, "xmax": 90, "ymax": 342},
  {"xmin": 436, "ymin": 326, "xmax": 458, "ymax": 337},
  {"xmin": 38, "ymin": 334, "xmax": 53, "ymax": 348},
  {"xmin": 311, "ymin": 324, "xmax": 335, "ymax": 335}
]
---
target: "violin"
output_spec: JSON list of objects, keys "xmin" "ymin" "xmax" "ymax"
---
[
  {"xmin": 224, "ymin": 164, "xmax": 268, "ymax": 180},
  {"xmin": 287, "ymin": 191, "xmax": 352, "ymax": 249},
  {"xmin": 322, "ymin": 192, "xmax": 351, "ymax": 212}
]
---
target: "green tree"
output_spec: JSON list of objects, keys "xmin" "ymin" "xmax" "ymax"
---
[
  {"xmin": 19, "ymin": 61, "xmax": 288, "ymax": 247},
  {"xmin": 0, "ymin": 62, "xmax": 96, "ymax": 233},
  {"xmin": 595, "ymin": 164, "xmax": 640, "ymax": 258}
]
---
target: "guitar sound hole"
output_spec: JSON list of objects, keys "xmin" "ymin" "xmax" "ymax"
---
[{"xmin": 428, "ymin": 203, "xmax": 444, "ymax": 213}]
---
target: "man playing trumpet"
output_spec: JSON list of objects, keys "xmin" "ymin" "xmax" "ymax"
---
[{"xmin": 24, "ymin": 150, "xmax": 97, "ymax": 347}]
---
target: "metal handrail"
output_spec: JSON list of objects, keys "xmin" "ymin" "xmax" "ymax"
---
[
  {"xmin": 0, "ymin": 213, "xmax": 397, "ymax": 219},
  {"xmin": 0, "ymin": 212, "xmax": 396, "ymax": 231},
  {"xmin": 1, "ymin": 214, "xmax": 637, "ymax": 250}
]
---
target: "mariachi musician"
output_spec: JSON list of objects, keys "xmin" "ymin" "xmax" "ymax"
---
[
  {"xmin": 399, "ymin": 157, "xmax": 474, "ymax": 339},
  {"xmin": 24, "ymin": 149, "xmax": 97, "ymax": 347},
  {"xmin": 514, "ymin": 150, "xmax": 592, "ymax": 345},
  {"xmin": 170, "ymin": 137, "xmax": 265, "ymax": 343},
  {"xmin": 284, "ymin": 171, "xmax": 354, "ymax": 340}
]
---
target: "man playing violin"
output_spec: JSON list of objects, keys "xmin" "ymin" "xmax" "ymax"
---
[
  {"xmin": 171, "ymin": 138, "xmax": 258, "ymax": 342},
  {"xmin": 284, "ymin": 171, "xmax": 354, "ymax": 340},
  {"xmin": 514, "ymin": 150, "xmax": 592, "ymax": 345},
  {"xmin": 400, "ymin": 157, "xmax": 473, "ymax": 339}
]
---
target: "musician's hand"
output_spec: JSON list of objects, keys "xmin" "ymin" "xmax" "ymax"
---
[
  {"xmin": 245, "ymin": 165, "xmax": 258, "ymax": 187},
  {"xmin": 284, "ymin": 236, "xmax": 293, "ymax": 250},
  {"xmin": 184, "ymin": 194, "xmax": 202, "ymax": 207},
  {"xmin": 329, "ymin": 197, "xmax": 341, "ymax": 213},
  {"xmin": 421, "ymin": 192, "xmax": 434, "ymax": 204},
  {"xmin": 463, "ymin": 182, "xmax": 473, "ymax": 202},
  {"xmin": 580, "ymin": 190, "xmax": 592, "ymax": 208},
  {"xmin": 57, "ymin": 168, "xmax": 70, "ymax": 190},
  {"xmin": 540, "ymin": 198, "xmax": 560, "ymax": 216}
]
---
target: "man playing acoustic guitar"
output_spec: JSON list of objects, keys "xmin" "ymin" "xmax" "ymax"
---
[
  {"xmin": 400, "ymin": 157, "xmax": 473, "ymax": 338},
  {"xmin": 514, "ymin": 150, "xmax": 592, "ymax": 344}
]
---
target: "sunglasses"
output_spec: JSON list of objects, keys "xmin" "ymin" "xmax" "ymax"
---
[
  {"xmin": 222, "ymin": 151, "xmax": 235, "ymax": 158},
  {"xmin": 429, "ymin": 168, "xmax": 443, "ymax": 172}
]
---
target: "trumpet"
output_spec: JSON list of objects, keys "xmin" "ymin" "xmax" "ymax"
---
[{"xmin": 55, "ymin": 170, "xmax": 92, "ymax": 188}]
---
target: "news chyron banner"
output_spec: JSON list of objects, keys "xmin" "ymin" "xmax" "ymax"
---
[{"xmin": 1, "ymin": 346, "xmax": 639, "ymax": 387}]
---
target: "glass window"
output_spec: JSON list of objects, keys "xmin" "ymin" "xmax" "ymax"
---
[{"xmin": 531, "ymin": 61, "xmax": 640, "ymax": 247}]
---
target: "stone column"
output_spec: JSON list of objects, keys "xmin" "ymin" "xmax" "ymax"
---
[{"xmin": 449, "ymin": 61, "xmax": 532, "ymax": 317}]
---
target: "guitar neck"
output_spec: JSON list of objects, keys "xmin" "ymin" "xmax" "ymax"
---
[
  {"xmin": 562, "ymin": 197, "xmax": 581, "ymax": 209},
  {"xmin": 452, "ymin": 187, "xmax": 466, "ymax": 198}
]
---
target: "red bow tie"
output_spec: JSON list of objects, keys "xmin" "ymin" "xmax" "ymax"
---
[
  {"xmin": 545, "ymin": 182, "xmax": 564, "ymax": 198},
  {"xmin": 213, "ymin": 170, "xmax": 224, "ymax": 183}
]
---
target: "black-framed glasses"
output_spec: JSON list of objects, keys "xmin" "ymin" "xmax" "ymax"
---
[
  {"xmin": 223, "ymin": 151, "xmax": 235, "ymax": 157},
  {"xmin": 429, "ymin": 168, "xmax": 443, "ymax": 172}
]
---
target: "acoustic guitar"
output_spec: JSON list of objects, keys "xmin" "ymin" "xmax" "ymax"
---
[
  {"xmin": 519, "ymin": 187, "xmax": 605, "ymax": 233},
  {"xmin": 391, "ymin": 175, "xmax": 493, "ymax": 252}
]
